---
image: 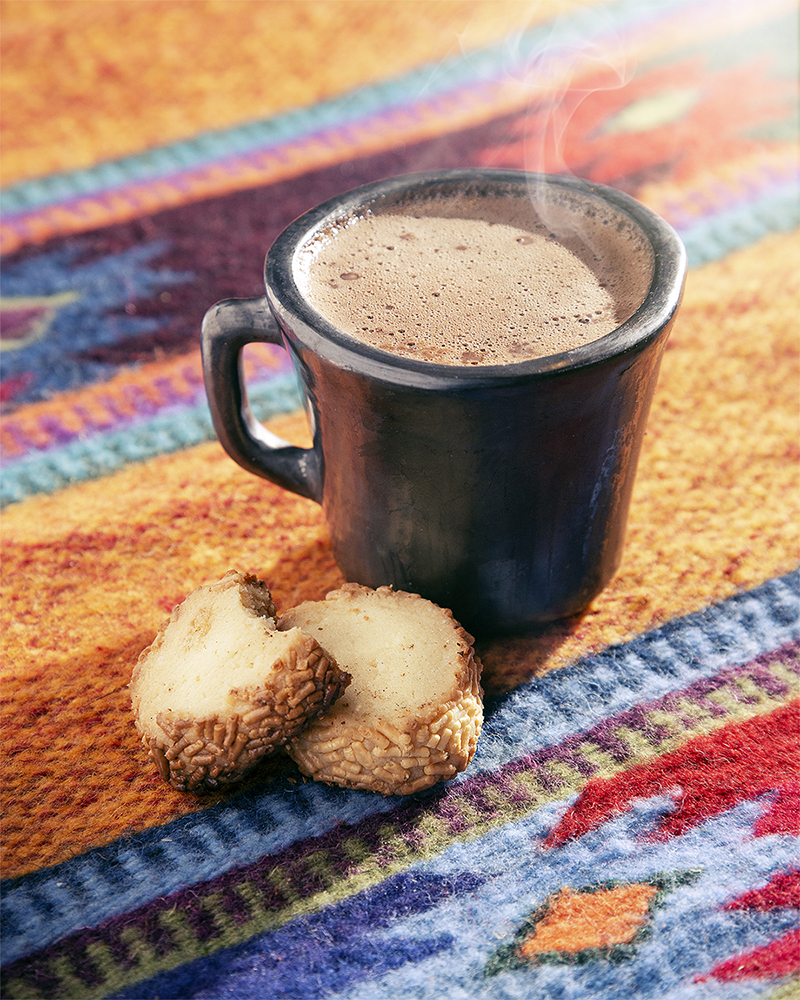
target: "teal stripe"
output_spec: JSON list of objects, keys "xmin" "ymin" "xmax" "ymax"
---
[
  {"xmin": 0, "ymin": 374, "xmax": 303, "ymax": 507},
  {"xmin": 0, "ymin": 0, "xmax": 685, "ymax": 215},
  {"xmin": 681, "ymin": 183, "xmax": 800, "ymax": 267}
]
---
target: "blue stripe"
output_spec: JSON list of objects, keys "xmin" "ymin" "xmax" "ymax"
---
[
  {"xmin": 2, "ymin": 569, "xmax": 797, "ymax": 965},
  {"xmin": 113, "ymin": 799, "xmax": 800, "ymax": 999}
]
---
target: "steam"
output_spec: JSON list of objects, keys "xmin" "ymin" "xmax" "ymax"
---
[
  {"xmin": 443, "ymin": 2, "xmax": 637, "ymax": 188},
  {"xmin": 479, "ymin": 6, "xmax": 641, "ymax": 265},
  {"xmin": 503, "ymin": 6, "xmax": 634, "ymax": 180}
]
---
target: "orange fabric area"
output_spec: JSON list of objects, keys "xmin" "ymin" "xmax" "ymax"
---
[
  {"xmin": 2, "ymin": 227, "xmax": 798, "ymax": 879},
  {"xmin": 1, "ymin": 0, "xmax": 590, "ymax": 184},
  {"xmin": 519, "ymin": 884, "xmax": 659, "ymax": 955}
]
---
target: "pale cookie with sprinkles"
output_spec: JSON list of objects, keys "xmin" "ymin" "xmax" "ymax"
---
[
  {"xmin": 130, "ymin": 570, "xmax": 350, "ymax": 791},
  {"xmin": 279, "ymin": 584, "xmax": 483, "ymax": 795}
]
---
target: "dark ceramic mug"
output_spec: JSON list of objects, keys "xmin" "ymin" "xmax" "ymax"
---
[{"xmin": 201, "ymin": 169, "xmax": 686, "ymax": 635}]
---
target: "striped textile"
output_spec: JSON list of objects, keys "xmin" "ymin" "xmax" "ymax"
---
[{"xmin": 1, "ymin": 1, "xmax": 798, "ymax": 998}]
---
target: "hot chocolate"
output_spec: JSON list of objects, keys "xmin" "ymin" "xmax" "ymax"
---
[{"xmin": 297, "ymin": 188, "xmax": 654, "ymax": 366}]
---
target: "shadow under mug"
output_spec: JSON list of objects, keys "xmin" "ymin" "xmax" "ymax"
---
[{"xmin": 201, "ymin": 169, "xmax": 686, "ymax": 636}]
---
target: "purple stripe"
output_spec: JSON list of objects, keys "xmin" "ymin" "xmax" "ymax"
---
[
  {"xmin": 660, "ymin": 165, "xmax": 799, "ymax": 230},
  {"xmin": 1, "ymin": 362, "xmax": 290, "ymax": 462}
]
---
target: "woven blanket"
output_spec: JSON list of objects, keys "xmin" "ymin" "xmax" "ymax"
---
[{"xmin": 1, "ymin": 1, "xmax": 798, "ymax": 997}]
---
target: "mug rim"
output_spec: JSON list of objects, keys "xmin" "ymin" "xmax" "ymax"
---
[{"xmin": 264, "ymin": 168, "xmax": 686, "ymax": 384}]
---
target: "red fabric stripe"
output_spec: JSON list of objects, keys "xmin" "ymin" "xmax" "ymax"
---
[
  {"xmin": 701, "ymin": 929, "xmax": 800, "ymax": 982},
  {"xmin": 724, "ymin": 869, "xmax": 800, "ymax": 911},
  {"xmin": 544, "ymin": 701, "xmax": 800, "ymax": 848},
  {"xmin": 754, "ymin": 778, "xmax": 800, "ymax": 837}
]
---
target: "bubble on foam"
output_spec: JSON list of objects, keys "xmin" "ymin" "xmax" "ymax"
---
[{"xmin": 298, "ymin": 189, "xmax": 653, "ymax": 366}]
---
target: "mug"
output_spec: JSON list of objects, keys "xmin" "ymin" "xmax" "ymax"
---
[{"xmin": 201, "ymin": 169, "xmax": 686, "ymax": 635}]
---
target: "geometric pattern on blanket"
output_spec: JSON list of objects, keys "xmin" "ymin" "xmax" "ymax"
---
[{"xmin": 1, "ymin": 1, "xmax": 798, "ymax": 998}]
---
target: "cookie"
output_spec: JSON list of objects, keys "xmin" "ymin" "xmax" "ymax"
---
[
  {"xmin": 130, "ymin": 570, "xmax": 350, "ymax": 791},
  {"xmin": 279, "ymin": 583, "xmax": 483, "ymax": 795}
]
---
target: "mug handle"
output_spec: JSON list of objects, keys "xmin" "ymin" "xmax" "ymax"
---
[{"xmin": 201, "ymin": 296, "xmax": 322, "ymax": 503}]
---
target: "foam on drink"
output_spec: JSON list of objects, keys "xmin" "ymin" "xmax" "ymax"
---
[{"xmin": 297, "ymin": 188, "xmax": 653, "ymax": 366}]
